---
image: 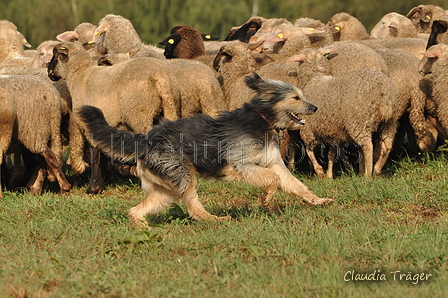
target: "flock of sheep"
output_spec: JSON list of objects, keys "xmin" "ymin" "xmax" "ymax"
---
[{"xmin": 0, "ymin": 4, "xmax": 447, "ymax": 197}]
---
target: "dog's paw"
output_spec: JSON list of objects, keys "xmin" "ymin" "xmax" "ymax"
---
[
  {"xmin": 217, "ymin": 215, "xmax": 232, "ymax": 221},
  {"xmin": 313, "ymin": 198, "xmax": 333, "ymax": 205}
]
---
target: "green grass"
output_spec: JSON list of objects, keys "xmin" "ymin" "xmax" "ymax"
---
[{"xmin": 0, "ymin": 154, "xmax": 447, "ymax": 297}]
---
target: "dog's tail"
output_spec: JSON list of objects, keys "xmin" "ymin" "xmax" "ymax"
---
[{"xmin": 77, "ymin": 105, "xmax": 147, "ymax": 163}]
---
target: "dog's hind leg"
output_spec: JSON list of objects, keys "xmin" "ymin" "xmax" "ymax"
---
[
  {"xmin": 181, "ymin": 177, "xmax": 231, "ymax": 221},
  {"xmin": 129, "ymin": 182, "xmax": 175, "ymax": 228}
]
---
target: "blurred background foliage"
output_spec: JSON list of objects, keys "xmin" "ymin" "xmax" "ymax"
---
[{"xmin": 0, "ymin": 0, "xmax": 446, "ymax": 48}]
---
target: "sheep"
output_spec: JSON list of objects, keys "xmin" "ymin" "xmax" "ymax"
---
[
  {"xmin": 406, "ymin": 4, "xmax": 447, "ymax": 34},
  {"xmin": 92, "ymin": 14, "xmax": 165, "ymax": 60},
  {"xmin": 29, "ymin": 40, "xmax": 61, "ymax": 68},
  {"xmin": 0, "ymin": 74, "xmax": 72, "ymax": 197},
  {"xmin": 374, "ymin": 48, "xmax": 438, "ymax": 152},
  {"xmin": 97, "ymin": 52, "xmax": 228, "ymax": 118},
  {"xmin": 419, "ymin": 43, "xmax": 448, "ymax": 139},
  {"xmin": 48, "ymin": 41, "xmax": 181, "ymax": 194},
  {"xmin": 159, "ymin": 25, "xmax": 207, "ymax": 59},
  {"xmin": 224, "ymin": 16, "xmax": 265, "ymax": 42},
  {"xmin": 56, "ymin": 22, "xmax": 98, "ymax": 44},
  {"xmin": 371, "ymin": 12, "xmax": 419, "ymax": 39},
  {"xmin": 289, "ymin": 48, "xmax": 399, "ymax": 178},
  {"xmin": 326, "ymin": 12, "xmax": 370, "ymax": 41},
  {"xmin": 0, "ymin": 20, "xmax": 33, "ymax": 66},
  {"xmin": 426, "ymin": 16, "xmax": 448, "ymax": 49},
  {"xmin": 294, "ymin": 17, "xmax": 334, "ymax": 49},
  {"xmin": 212, "ymin": 42, "xmax": 257, "ymax": 110}
]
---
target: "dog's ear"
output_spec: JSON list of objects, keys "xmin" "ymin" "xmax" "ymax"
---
[{"xmin": 245, "ymin": 72, "xmax": 264, "ymax": 91}]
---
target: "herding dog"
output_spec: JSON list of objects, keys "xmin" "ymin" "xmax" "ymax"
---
[{"xmin": 78, "ymin": 73, "xmax": 332, "ymax": 228}]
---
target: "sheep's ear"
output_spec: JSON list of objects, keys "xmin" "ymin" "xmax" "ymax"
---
[
  {"xmin": 159, "ymin": 34, "xmax": 181, "ymax": 46},
  {"xmin": 301, "ymin": 27, "xmax": 326, "ymax": 35},
  {"xmin": 248, "ymin": 41, "xmax": 263, "ymax": 52},
  {"xmin": 422, "ymin": 48, "xmax": 442, "ymax": 58},
  {"xmin": 57, "ymin": 30, "xmax": 79, "ymax": 42},
  {"xmin": 55, "ymin": 45, "xmax": 69, "ymax": 63},
  {"xmin": 266, "ymin": 31, "xmax": 289, "ymax": 43},
  {"xmin": 287, "ymin": 54, "xmax": 306, "ymax": 63},
  {"xmin": 82, "ymin": 41, "xmax": 97, "ymax": 50},
  {"xmin": 201, "ymin": 34, "xmax": 220, "ymax": 41},
  {"xmin": 319, "ymin": 48, "xmax": 335, "ymax": 58},
  {"xmin": 97, "ymin": 57, "xmax": 113, "ymax": 66}
]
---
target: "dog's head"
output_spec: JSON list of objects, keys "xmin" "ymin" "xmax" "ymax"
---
[{"xmin": 245, "ymin": 72, "xmax": 318, "ymax": 130}]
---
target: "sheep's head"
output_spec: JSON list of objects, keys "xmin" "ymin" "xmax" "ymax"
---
[
  {"xmin": 426, "ymin": 19, "xmax": 448, "ymax": 49},
  {"xmin": 418, "ymin": 44, "xmax": 448, "ymax": 75},
  {"xmin": 245, "ymin": 72, "xmax": 318, "ymax": 131},
  {"xmin": 48, "ymin": 44, "xmax": 69, "ymax": 81},
  {"xmin": 406, "ymin": 5, "xmax": 445, "ymax": 33},
  {"xmin": 159, "ymin": 25, "xmax": 212, "ymax": 59}
]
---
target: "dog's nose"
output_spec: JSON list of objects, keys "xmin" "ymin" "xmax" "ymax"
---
[{"xmin": 312, "ymin": 105, "xmax": 318, "ymax": 113}]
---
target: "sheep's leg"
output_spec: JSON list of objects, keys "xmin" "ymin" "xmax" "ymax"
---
[
  {"xmin": 40, "ymin": 148, "xmax": 71, "ymax": 194},
  {"xmin": 269, "ymin": 162, "xmax": 333, "ymax": 205},
  {"xmin": 68, "ymin": 119, "xmax": 88, "ymax": 175},
  {"xmin": 326, "ymin": 145, "xmax": 337, "ymax": 179},
  {"xmin": 359, "ymin": 140, "xmax": 374, "ymax": 178},
  {"xmin": 86, "ymin": 146, "xmax": 102, "ymax": 194},
  {"xmin": 374, "ymin": 121, "xmax": 398, "ymax": 174},
  {"xmin": 0, "ymin": 151, "xmax": 3, "ymax": 198},
  {"xmin": 305, "ymin": 146, "xmax": 325, "ymax": 178},
  {"xmin": 278, "ymin": 129, "xmax": 290, "ymax": 161},
  {"xmin": 27, "ymin": 155, "xmax": 47, "ymax": 195}
]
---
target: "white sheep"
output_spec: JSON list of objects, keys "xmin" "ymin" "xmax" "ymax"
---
[
  {"xmin": 419, "ymin": 43, "xmax": 448, "ymax": 140},
  {"xmin": 92, "ymin": 14, "xmax": 165, "ymax": 60},
  {"xmin": 289, "ymin": 48, "xmax": 399, "ymax": 178},
  {"xmin": 48, "ymin": 41, "xmax": 181, "ymax": 193},
  {"xmin": 0, "ymin": 74, "xmax": 71, "ymax": 197}
]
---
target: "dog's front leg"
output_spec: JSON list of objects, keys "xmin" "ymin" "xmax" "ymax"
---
[
  {"xmin": 231, "ymin": 164, "xmax": 281, "ymax": 207},
  {"xmin": 269, "ymin": 163, "xmax": 333, "ymax": 205}
]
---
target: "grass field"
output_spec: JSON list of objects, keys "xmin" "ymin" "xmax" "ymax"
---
[{"xmin": 0, "ymin": 152, "xmax": 447, "ymax": 297}]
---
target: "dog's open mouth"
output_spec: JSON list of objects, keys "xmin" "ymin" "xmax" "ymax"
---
[{"xmin": 289, "ymin": 112, "xmax": 306, "ymax": 125}]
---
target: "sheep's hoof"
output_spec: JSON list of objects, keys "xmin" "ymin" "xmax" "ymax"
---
[{"xmin": 86, "ymin": 186, "xmax": 101, "ymax": 194}]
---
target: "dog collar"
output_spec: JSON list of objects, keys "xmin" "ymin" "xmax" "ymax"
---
[{"xmin": 254, "ymin": 108, "xmax": 272, "ymax": 126}]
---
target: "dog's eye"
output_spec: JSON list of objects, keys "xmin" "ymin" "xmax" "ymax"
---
[{"xmin": 294, "ymin": 96, "xmax": 301, "ymax": 101}]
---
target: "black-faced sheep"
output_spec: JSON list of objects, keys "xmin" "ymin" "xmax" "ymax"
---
[
  {"xmin": 426, "ymin": 16, "xmax": 448, "ymax": 49},
  {"xmin": 289, "ymin": 48, "xmax": 399, "ymax": 178},
  {"xmin": 0, "ymin": 75, "xmax": 71, "ymax": 197},
  {"xmin": 224, "ymin": 16, "xmax": 265, "ymax": 42},
  {"xmin": 48, "ymin": 41, "xmax": 181, "ymax": 193}
]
